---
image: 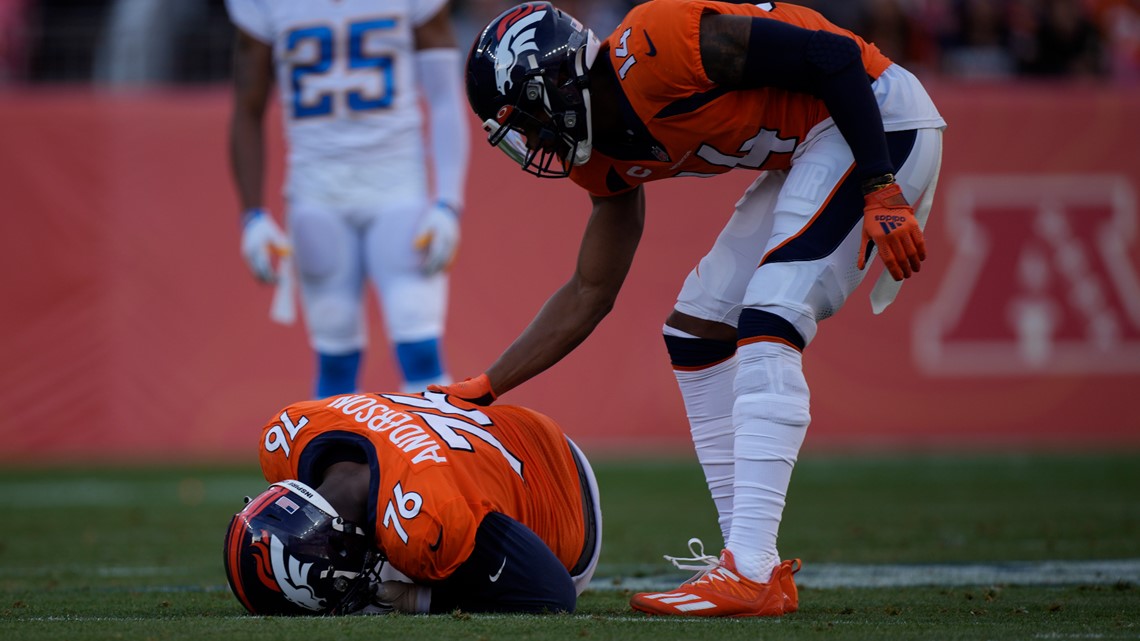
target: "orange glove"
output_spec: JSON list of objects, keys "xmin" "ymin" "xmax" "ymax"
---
[
  {"xmin": 427, "ymin": 373, "xmax": 497, "ymax": 406},
  {"xmin": 857, "ymin": 181, "xmax": 926, "ymax": 281}
]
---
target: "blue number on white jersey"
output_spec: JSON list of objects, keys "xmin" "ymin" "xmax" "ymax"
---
[
  {"xmin": 285, "ymin": 19, "xmax": 398, "ymax": 120},
  {"xmin": 348, "ymin": 19, "xmax": 397, "ymax": 112},
  {"xmin": 287, "ymin": 26, "xmax": 334, "ymax": 118}
]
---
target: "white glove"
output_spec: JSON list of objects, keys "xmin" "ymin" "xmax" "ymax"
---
[
  {"xmin": 413, "ymin": 202, "xmax": 460, "ymax": 275},
  {"xmin": 240, "ymin": 208, "xmax": 291, "ymax": 283}
]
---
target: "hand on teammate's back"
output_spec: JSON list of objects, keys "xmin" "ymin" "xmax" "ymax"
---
[{"xmin": 428, "ymin": 373, "xmax": 496, "ymax": 406}]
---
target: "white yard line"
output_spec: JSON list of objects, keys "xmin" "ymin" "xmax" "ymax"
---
[
  {"xmin": 595, "ymin": 559, "xmax": 1140, "ymax": 591},
  {"xmin": 3, "ymin": 559, "xmax": 1137, "ymax": 589}
]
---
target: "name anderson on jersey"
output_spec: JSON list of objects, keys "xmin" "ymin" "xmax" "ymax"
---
[{"xmin": 325, "ymin": 394, "xmax": 447, "ymax": 464}]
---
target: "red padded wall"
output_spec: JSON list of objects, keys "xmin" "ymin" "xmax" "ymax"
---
[{"xmin": 1, "ymin": 81, "xmax": 1138, "ymax": 462}]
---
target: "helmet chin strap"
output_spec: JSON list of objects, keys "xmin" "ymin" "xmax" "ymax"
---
[
  {"xmin": 571, "ymin": 29, "xmax": 600, "ymax": 167},
  {"xmin": 572, "ymin": 86, "xmax": 592, "ymax": 166}
]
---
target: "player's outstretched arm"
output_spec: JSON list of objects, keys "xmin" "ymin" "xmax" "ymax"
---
[
  {"xmin": 434, "ymin": 188, "xmax": 645, "ymax": 402},
  {"xmin": 487, "ymin": 188, "xmax": 645, "ymax": 395}
]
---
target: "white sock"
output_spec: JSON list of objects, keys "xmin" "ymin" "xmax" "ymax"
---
[
  {"xmin": 726, "ymin": 341, "xmax": 810, "ymax": 582},
  {"xmin": 665, "ymin": 326, "xmax": 738, "ymax": 545}
]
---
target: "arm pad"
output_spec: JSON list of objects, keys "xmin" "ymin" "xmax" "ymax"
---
[{"xmin": 740, "ymin": 19, "xmax": 893, "ymax": 180}]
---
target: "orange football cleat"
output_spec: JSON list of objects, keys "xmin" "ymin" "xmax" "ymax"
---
[{"xmin": 630, "ymin": 540, "xmax": 802, "ymax": 618}]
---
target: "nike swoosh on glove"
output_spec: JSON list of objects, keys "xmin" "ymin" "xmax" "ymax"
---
[
  {"xmin": 857, "ymin": 182, "xmax": 926, "ymax": 281},
  {"xmin": 427, "ymin": 373, "xmax": 496, "ymax": 406},
  {"xmin": 414, "ymin": 202, "xmax": 461, "ymax": 275},
  {"xmin": 240, "ymin": 209, "xmax": 291, "ymax": 283}
]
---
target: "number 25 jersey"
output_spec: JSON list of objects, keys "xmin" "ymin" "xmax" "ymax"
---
[
  {"xmin": 256, "ymin": 392, "xmax": 589, "ymax": 583},
  {"xmin": 224, "ymin": 0, "xmax": 446, "ymax": 177}
]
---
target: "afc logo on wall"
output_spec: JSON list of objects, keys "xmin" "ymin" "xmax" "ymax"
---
[{"xmin": 915, "ymin": 175, "xmax": 1140, "ymax": 375}]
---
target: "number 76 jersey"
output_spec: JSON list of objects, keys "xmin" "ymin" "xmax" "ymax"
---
[
  {"xmin": 224, "ymin": 0, "xmax": 447, "ymax": 163},
  {"xmin": 256, "ymin": 392, "xmax": 590, "ymax": 583}
]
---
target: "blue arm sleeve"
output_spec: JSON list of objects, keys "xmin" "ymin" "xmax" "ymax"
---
[{"xmin": 740, "ymin": 18, "xmax": 893, "ymax": 181}]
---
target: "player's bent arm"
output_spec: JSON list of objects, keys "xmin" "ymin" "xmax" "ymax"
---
[
  {"xmin": 229, "ymin": 28, "xmax": 274, "ymax": 213},
  {"xmin": 698, "ymin": 13, "xmax": 893, "ymax": 183},
  {"xmin": 485, "ymin": 187, "xmax": 645, "ymax": 396}
]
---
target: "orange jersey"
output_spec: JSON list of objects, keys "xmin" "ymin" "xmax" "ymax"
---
[
  {"xmin": 256, "ymin": 392, "xmax": 587, "ymax": 583},
  {"xmin": 570, "ymin": 0, "xmax": 893, "ymax": 196}
]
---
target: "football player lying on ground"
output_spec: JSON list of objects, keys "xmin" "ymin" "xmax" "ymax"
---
[{"xmin": 223, "ymin": 390, "xmax": 601, "ymax": 615}]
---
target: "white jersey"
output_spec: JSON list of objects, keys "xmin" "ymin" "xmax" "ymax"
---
[{"xmin": 225, "ymin": 0, "xmax": 447, "ymax": 205}]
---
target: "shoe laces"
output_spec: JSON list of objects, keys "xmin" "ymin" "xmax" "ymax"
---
[{"xmin": 663, "ymin": 538, "xmax": 721, "ymax": 582}]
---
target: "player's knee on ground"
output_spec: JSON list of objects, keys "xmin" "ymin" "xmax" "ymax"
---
[{"xmin": 429, "ymin": 512, "xmax": 576, "ymax": 614}]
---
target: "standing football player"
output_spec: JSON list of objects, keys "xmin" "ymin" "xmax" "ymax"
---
[
  {"xmin": 226, "ymin": 0, "xmax": 469, "ymax": 396},
  {"xmin": 439, "ymin": 0, "xmax": 946, "ymax": 617},
  {"xmin": 224, "ymin": 391, "xmax": 601, "ymax": 615}
]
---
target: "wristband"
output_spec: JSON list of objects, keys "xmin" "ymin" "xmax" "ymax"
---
[
  {"xmin": 861, "ymin": 173, "xmax": 896, "ymax": 196},
  {"xmin": 241, "ymin": 207, "xmax": 267, "ymax": 228},
  {"xmin": 435, "ymin": 200, "xmax": 461, "ymax": 218}
]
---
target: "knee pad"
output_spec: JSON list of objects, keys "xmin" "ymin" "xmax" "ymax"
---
[
  {"xmin": 306, "ymin": 295, "xmax": 363, "ymax": 353},
  {"xmin": 379, "ymin": 276, "xmax": 446, "ymax": 342},
  {"xmin": 733, "ymin": 341, "xmax": 811, "ymax": 432}
]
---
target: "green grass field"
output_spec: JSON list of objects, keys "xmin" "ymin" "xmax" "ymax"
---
[{"xmin": 2, "ymin": 453, "xmax": 1138, "ymax": 640}]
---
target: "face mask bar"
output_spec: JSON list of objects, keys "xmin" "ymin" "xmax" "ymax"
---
[
  {"xmin": 483, "ymin": 116, "xmax": 577, "ymax": 179},
  {"xmin": 481, "ymin": 71, "xmax": 584, "ymax": 179},
  {"xmin": 326, "ymin": 551, "xmax": 385, "ymax": 615}
]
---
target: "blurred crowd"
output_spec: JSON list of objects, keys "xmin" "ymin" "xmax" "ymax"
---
[{"xmin": 0, "ymin": 0, "xmax": 1137, "ymax": 85}]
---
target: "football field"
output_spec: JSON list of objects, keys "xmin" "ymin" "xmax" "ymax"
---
[{"xmin": 1, "ymin": 453, "xmax": 1137, "ymax": 640}]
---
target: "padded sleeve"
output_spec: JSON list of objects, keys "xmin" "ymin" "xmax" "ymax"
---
[{"xmin": 740, "ymin": 18, "xmax": 893, "ymax": 179}]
